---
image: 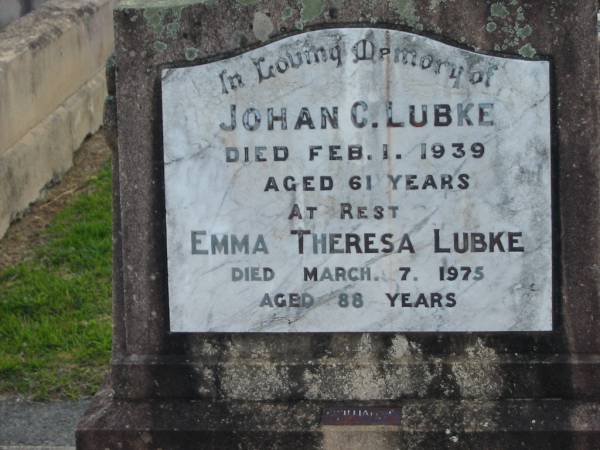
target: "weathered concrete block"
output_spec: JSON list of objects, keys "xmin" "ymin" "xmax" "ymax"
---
[
  {"xmin": 0, "ymin": 0, "xmax": 114, "ymax": 155},
  {"xmin": 0, "ymin": 0, "xmax": 114, "ymax": 238},
  {"xmin": 0, "ymin": 69, "xmax": 106, "ymax": 238}
]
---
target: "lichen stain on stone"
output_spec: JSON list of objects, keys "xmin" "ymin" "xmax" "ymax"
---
[
  {"xmin": 518, "ymin": 42, "xmax": 536, "ymax": 58},
  {"xmin": 486, "ymin": 22, "xmax": 497, "ymax": 33},
  {"xmin": 516, "ymin": 24, "xmax": 532, "ymax": 39},
  {"xmin": 390, "ymin": 0, "xmax": 422, "ymax": 30},
  {"xmin": 237, "ymin": 0, "xmax": 259, "ymax": 5},
  {"xmin": 143, "ymin": 5, "xmax": 186, "ymax": 52},
  {"xmin": 386, "ymin": 362, "xmax": 440, "ymax": 398},
  {"xmin": 361, "ymin": 0, "xmax": 381, "ymax": 23},
  {"xmin": 387, "ymin": 335, "xmax": 420, "ymax": 359},
  {"xmin": 301, "ymin": 0, "xmax": 325, "ymax": 22},
  {"xmin": 490, "ymin": 3, "xmax": 510, "ymax": 18},
  {"xmin": 200, "ymin": 340, "xmax": 219, "ymax": 356},
  {"xmin": 450, "ymin": 338, "xmax": 504, "ymax": 399},
  {"xmin": 144, "ymin": 9, "xmax": 166, "ymax": 35},
  {"xmin": 428, "ymin": 0, "xmax": 451, "ymax": 12},
  {"xmin": 253, "ymin": 11, "xmax": 274, "ymax": 42},
  {"xmin": 184, "ymin": 47, "xmax": 200, "ymax": 61},
  {"xmin": 153, "ymin": 40, "xmax": 168, "ymax": 52},
  {"xmin": 357, "ymin": 333, "xmax": 374, "ymax": 354},
  {"xmin": 302, "ymin": 364, "xmax": 387, "ymax": 400},
  {"xmin": 309, "ymin": 335, "xmax": 437, "ymax": 400},
  {"xmin": 486, "ymin": 2, "xmax": 536, "ymax": 55},
  {"xmin": 245, "ymin": 339, "xmax": 273, "ymax": 359},
  {"xmin": 222, "ymin": 364, "xmax": 291, "ymax": 400},
  {"xmin": 281, "ymin": 6, "xmax": 294, "ymax": 21},
  {"xmin": 197, "ymin": 367, "xmax": 215, "ymax": 396},
  {"xmin": 166, "ymin": 21, "xmax": 180, "ymax": 38},
  {"xmin": 302, "ymin": 368, "xmax": 323, "ymax": 399}
]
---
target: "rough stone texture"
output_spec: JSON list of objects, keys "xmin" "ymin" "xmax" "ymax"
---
[
  {"xmin": 0, "ymin": 0, "xmax": 115, "ymax": 155},
  {"xmin": 0, "ymin": 69, "xmax": 106, "ymax": 238},
  {"xmin": 78, "ymin": 0, "xmax": 600, "ymax": 448}
]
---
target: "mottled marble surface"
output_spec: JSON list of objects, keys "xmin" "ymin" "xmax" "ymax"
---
[{"xmin": 161, "ymin": 28, "xmax": 551, "ymax": 332}]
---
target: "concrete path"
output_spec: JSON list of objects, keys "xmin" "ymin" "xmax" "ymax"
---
[{"xmin": 0, "ymin": 398, "xmax": 90, "ymax": 449}]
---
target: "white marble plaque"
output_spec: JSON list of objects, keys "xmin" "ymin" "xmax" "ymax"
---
[{"xmin": 161, "ymin": 28, "xmax": 552, "ymax": 332}]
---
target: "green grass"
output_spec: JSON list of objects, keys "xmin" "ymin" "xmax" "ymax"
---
[{"xmin": 0, "ymin": 163, "xmax": 112, "ymax": 400}]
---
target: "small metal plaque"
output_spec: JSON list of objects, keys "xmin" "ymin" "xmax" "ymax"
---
[{"xmin": 322, "ymin": 407, "xmax": 401, "ymax": 426}]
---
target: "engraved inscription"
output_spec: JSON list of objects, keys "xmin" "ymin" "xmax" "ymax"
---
[{"xmin": 162, "ymin": 28, "xmax": 552, "ymax": 332}]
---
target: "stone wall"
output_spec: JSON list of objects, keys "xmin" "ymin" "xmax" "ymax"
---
[{"xmin": 0, "ymin": 0, "xmax": 115, "ymax": 238}]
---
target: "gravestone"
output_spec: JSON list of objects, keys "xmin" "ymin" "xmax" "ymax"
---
[{"xmin": 77, "ymin": 1, "xmax": 599, "ymax": 449}]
